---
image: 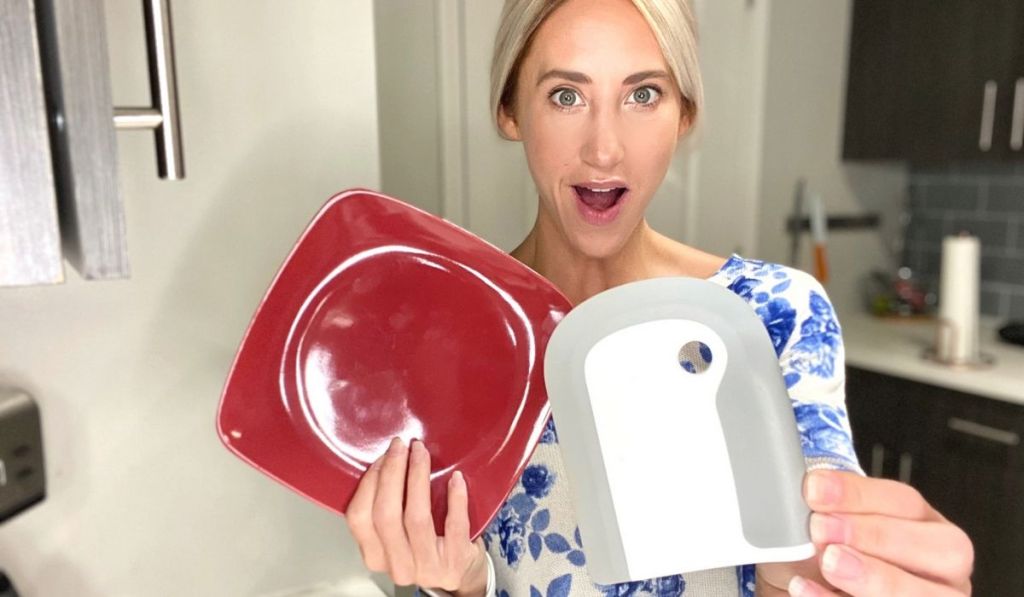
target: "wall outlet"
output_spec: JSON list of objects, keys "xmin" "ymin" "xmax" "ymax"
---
[{"xmin": 0, "ymin": 388, "xmax": 45, "ymax": 523}]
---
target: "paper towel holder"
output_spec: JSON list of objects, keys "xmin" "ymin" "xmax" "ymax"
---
[{"xmin": 922, "ymin": 318, "xmax": 995, "ymax": 369}]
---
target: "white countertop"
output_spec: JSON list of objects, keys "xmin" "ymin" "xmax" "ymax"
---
[{"xmin": 841, "ymin": 312, "xmax": 1024, "ymax": 406}]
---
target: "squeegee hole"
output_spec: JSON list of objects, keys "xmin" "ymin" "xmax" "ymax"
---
[{"xmin": 678, "ymin": 341, "xmax": 712, "ymax": 374}]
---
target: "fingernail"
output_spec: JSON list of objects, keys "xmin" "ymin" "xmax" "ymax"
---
[
  {"xmin": 809, "ymin": 513, "xmax": 847, "ymax": 544},
  {"xmin": 450, "ymin": 470, "xmax": 463, "ymax": 488},
  {"xmin": 389, "ymin": 436, "xmax": 404, "ymax": 453},
  {"xmin": 807, "ymin": 472, "xmax": 839, "ymax": 506},
  {"xmin": 410, "ymin": 439, "xmax": 426, "ymax": 459},
  {"xmin": 787, "ymin": 575, "xmax": 808, "ymax": 597},
  {"xmin": 822, "ymin": 544, "xmax": 863, "ymax": 581}
]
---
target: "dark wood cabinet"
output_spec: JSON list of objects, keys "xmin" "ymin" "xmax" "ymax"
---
[
  {"xmin": 846, "ymin": 366, "xmax": 1024, "ymax": 596},
  {"xmin": 843, "ymin": 0, "xmax": 1024, "ymax": 163}
]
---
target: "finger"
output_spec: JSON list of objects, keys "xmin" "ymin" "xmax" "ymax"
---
[
  {"xmin": 443, "ymin": 470, "xmax": 472, "ymax": 561},
  {"xmin": 810, "ymin": 512, "xmax": 973, "ymax": 586},
  {"xmin": 404, "ymin": 440, "xmax": 440, "ymax": 575},
  {"xmin": 756, "ymin": 557, "xmax": 822, "ymax": 594},
  {"xmin": 805, "ymin": 470, "xmax": 942, "ymax": 521},
  {"xmin": 373, "ymin": 437, "xmax": 416, "ymax": 585},
  {"xmin": 345, "ymin": 454, "xmax": 387, "ymax": 572},
  {"xmin": 787, "ymin": 575, "xmax": 841, "ymax": 597},
  {"xmin": 819, "ymin": 544, "xmax": 963, "ymax": 597}
]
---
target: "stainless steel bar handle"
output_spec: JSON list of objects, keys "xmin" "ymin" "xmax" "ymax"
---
[
  {"xmin": 113, "ymin": 0, "xmax": 184, "ymax": 180},
  {"xmin": 979, "ymin": 80, "xmax": 997, "ymax": 152},
  {"xmin": 948, "ymin": 416, "xmax": 1020, "ymax": 446},
  {"xmin": 1011, "ymin": 78, "xmax": 1024, "ymax": 151},
  {"xmin": 870, "ymin": 443, "xmax": 885, "ymax": 478},
  {"xmin": 898, "ymin": 452, "xmax": 913, "ymax": 484},
  {"xmin": 114, "ymin": 107, "xmax": 162, "ymax": 130}
]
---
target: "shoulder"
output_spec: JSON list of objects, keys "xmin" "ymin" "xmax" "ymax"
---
[
  {"xmin": 708, "ymin": 254, "xmax": 841, "ymax": 358},
  {"xmin": 709, "ymin": 254, "xmax": 834, "ymax": 315}
]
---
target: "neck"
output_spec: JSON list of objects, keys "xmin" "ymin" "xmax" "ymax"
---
[
  {"xmin": 511, "ymin": 200, "xmax": 731, "ymax": 305},
  {"xmin": 511, "ymin": 209, "xmax": 661, "ymax": 305}
]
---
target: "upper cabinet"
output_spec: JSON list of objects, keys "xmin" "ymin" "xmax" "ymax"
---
[
  {"xmin": 843, "ymin": 0, "xmax": 1024, "ymax": 163},
  {"xmin": 1, "ymin": 0, "xmax": 185, "ymax": 287}
]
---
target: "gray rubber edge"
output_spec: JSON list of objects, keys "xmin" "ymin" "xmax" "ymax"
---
[{"xmin": 543, "ymin": 277, "xmax": 810, "ymax": 580}]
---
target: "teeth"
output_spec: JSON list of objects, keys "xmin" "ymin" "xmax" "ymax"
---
[{"xmin": 585, "ymin": 187, "xmax": 615, "ymax": 192}]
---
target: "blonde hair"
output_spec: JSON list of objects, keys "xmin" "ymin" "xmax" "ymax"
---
[{"xmin": 490, "ymin": 0, "xmax": 704, "ymax": 140}]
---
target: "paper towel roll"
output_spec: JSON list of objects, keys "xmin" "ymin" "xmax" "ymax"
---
[{"xmin": 937, "ymin": 234, "xmax": 980, "ymax": 363}]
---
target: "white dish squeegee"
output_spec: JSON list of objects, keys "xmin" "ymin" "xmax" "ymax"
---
[{"xmin": 543, "ymin": 277, "xmax": 814, "ymax": 585}]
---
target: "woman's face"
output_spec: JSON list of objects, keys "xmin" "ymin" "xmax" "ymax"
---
[{"xmin": 499, "ymin": 0, "xmax": 690, "ymax": 259}]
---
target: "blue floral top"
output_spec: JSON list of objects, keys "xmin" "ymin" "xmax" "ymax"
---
[{"xmin": 477, "ymin": 254, "xmax": 863, "ymax": 597}]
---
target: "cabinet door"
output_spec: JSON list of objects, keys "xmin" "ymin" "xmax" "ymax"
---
[
  {"xmin": 912, "ymin": 390, "xmax": 1024, "ymax": 597},
  {"xmin": 845, "ymin": 367, "xmax": 920, "ymax": 479},
  {"xmin": 844, "ymin": 0, "xmax": 1022, "ymax": 162},
  {"xmin": 902, "ymin": 0, "xmax": 1020, "ymax": 162},
  {"xmin": 842, "ymin": 1, "xmax": 910, "ymax": 160},
  {"xmin": 0, "ymin": 0, "xmax": 64, "ymax": 286},
  {"xmin": 1008, "ymin": 7, "xmax": 1024, "ymax": 157}
]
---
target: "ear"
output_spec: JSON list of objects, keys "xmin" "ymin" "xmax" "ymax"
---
[
  {"xmin": 497, "ymin": 104, "xmax": 522, "ymax": 141},
  {"xmin": 677, "ymin": 112, "xmax": 692, "ymax": 138}
]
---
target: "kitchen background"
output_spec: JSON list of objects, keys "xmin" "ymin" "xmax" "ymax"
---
[{"xmin": 1, "ymin": 0, "xmax": 1021, "ymax": 596}]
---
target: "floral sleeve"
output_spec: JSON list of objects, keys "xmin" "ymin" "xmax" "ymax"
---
[
  {"xmin": 721, "ymin": 260, "xmax": 865, "ymax": 597},
  {"xmin": 775, "ymin": 271, "xmax": 863, "ymax": 474},
  {"xmin": 722, "ymin": 260, "xmax": 864, "ymax": 474}
]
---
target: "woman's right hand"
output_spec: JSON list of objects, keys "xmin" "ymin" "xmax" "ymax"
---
[{"xmin": 346, "ymin": 437, "xmax": 489, "ymax": 596}]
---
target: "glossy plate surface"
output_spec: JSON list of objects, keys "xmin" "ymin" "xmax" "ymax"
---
[{"xmin": 217, "ymin": 189, "xmax": 571, "ymax": 538}]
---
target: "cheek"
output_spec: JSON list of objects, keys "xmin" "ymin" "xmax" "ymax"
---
[
  {"xmin": 622, "ymin": 116, "xmax": 680, "ymax": 184},
  {"xmin": 521, "ymin": 114, "xmax": 583, "ymax": 188}
]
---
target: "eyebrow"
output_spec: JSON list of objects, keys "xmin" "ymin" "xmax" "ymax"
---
[{"xmin": 535, "ymin": 69, "xmax": 670, "ymax": 87}]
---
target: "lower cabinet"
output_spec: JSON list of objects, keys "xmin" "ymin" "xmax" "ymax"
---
[{"xmin": 845, "ymin": 366, "xmax": 1024, "ymax": 597}]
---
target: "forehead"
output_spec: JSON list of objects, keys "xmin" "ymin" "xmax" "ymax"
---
[{"xmin": 525, "ymin": 0, "xmax": 667, "ymax": 78}]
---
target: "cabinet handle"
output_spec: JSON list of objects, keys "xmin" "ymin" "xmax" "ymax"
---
[
  {"xmin": 947, "ymin": 417, "xmax": 1020, "ymax": 446},
  {"xmin": 112, "ymin": 0, "xmax": 184, "ymax": 180},
  {"xmin": 870, "ymin": 443, "xmax": 885, "ymax": 478},
  {"xmin": 898, "ymin": 452, "xmax": 913, "ymax": 484},
  {"xmin": 979, "ymin": 80, "xmax": 998, "ymax": 152},
  {"xmin": 1011, "ymin": 78, "xmax": 1024, "ymax": 151}
]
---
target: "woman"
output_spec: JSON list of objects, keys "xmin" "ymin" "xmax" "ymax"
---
[{"xmin": 345, "ymin": 0, "xmax": 975, "ymax": 595}]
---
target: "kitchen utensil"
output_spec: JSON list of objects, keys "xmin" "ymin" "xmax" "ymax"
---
[{"xmin": 543, "ymin": 277, "xmax": 814, "ymax": 584}]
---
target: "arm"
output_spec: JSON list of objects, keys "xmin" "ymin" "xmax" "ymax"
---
[{"xmin": 754, "ymin": 274, "xmax": 972, "ymax": 596}]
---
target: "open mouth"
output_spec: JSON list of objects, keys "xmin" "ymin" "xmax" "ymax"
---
[{"xmin": 572, "ymin": 185, "xmax": 628, "ymax": 212}]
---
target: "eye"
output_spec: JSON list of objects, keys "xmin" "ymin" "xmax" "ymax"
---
[
  {"xmin": 628, "ymin": 85, "xmax": 661, "ymax": 106},
  {"xmin": 549, "ymin": 88, "xmax": 583, "ymax": 109}
]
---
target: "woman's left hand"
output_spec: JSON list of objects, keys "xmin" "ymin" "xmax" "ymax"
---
[{"xmin": 756, "ymin": 469, "xmax": 974, "ymax": 596}]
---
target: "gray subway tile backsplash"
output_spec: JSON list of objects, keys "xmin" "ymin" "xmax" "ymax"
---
[
  {"xmin": 903, "ymin": 164, "xmax": 1024, "ymax": 320},
  {"xmin": 946, "ymin": 216, "xmax": 1011, "ymax": 250},
  {"xmin": 988, "ymin": 183, "xmax": 1024, "ymax": 213},
  {"xmin": 980, "ymin": 287, "xmax": 1005, "ymax": 317},
  {"xmin": 921, "ymin": 182, "xmax": 982, "ymax": 212},
  {"xmin": 983, "ymin": 255, "xmax": 1024, "ymax": 285},
  {"xmin": 1010, "ymin": 293, "xmax": 1024, "ymax": 319}
]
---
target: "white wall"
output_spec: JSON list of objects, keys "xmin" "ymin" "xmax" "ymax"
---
[
  {"xmin": 756, "ymin": 0, "xmax": 907, "ymax": 316},
  {"xmin": 0, "ymin": 1, "xmax": 382, "ymax": 595},
  {"xmin": 374, "ymin": 1, "xmax": 444, "ymax": 216},
  {"xmin": 374, "ymin": 0, "xmax": 535, "ymax": 251},
  {"xmin": 676, "ymin": 0, "xmax": 771, "ymax": 257}
]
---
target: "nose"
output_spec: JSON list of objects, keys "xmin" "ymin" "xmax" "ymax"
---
[{"xmin": 580, "ymin": 105, "xmax": 625, "ymax": 171}]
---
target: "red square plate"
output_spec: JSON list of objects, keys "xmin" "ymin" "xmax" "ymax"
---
[{"xmin": 217, "ymin": 189, "xmax": 571, "ymax": 538}]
